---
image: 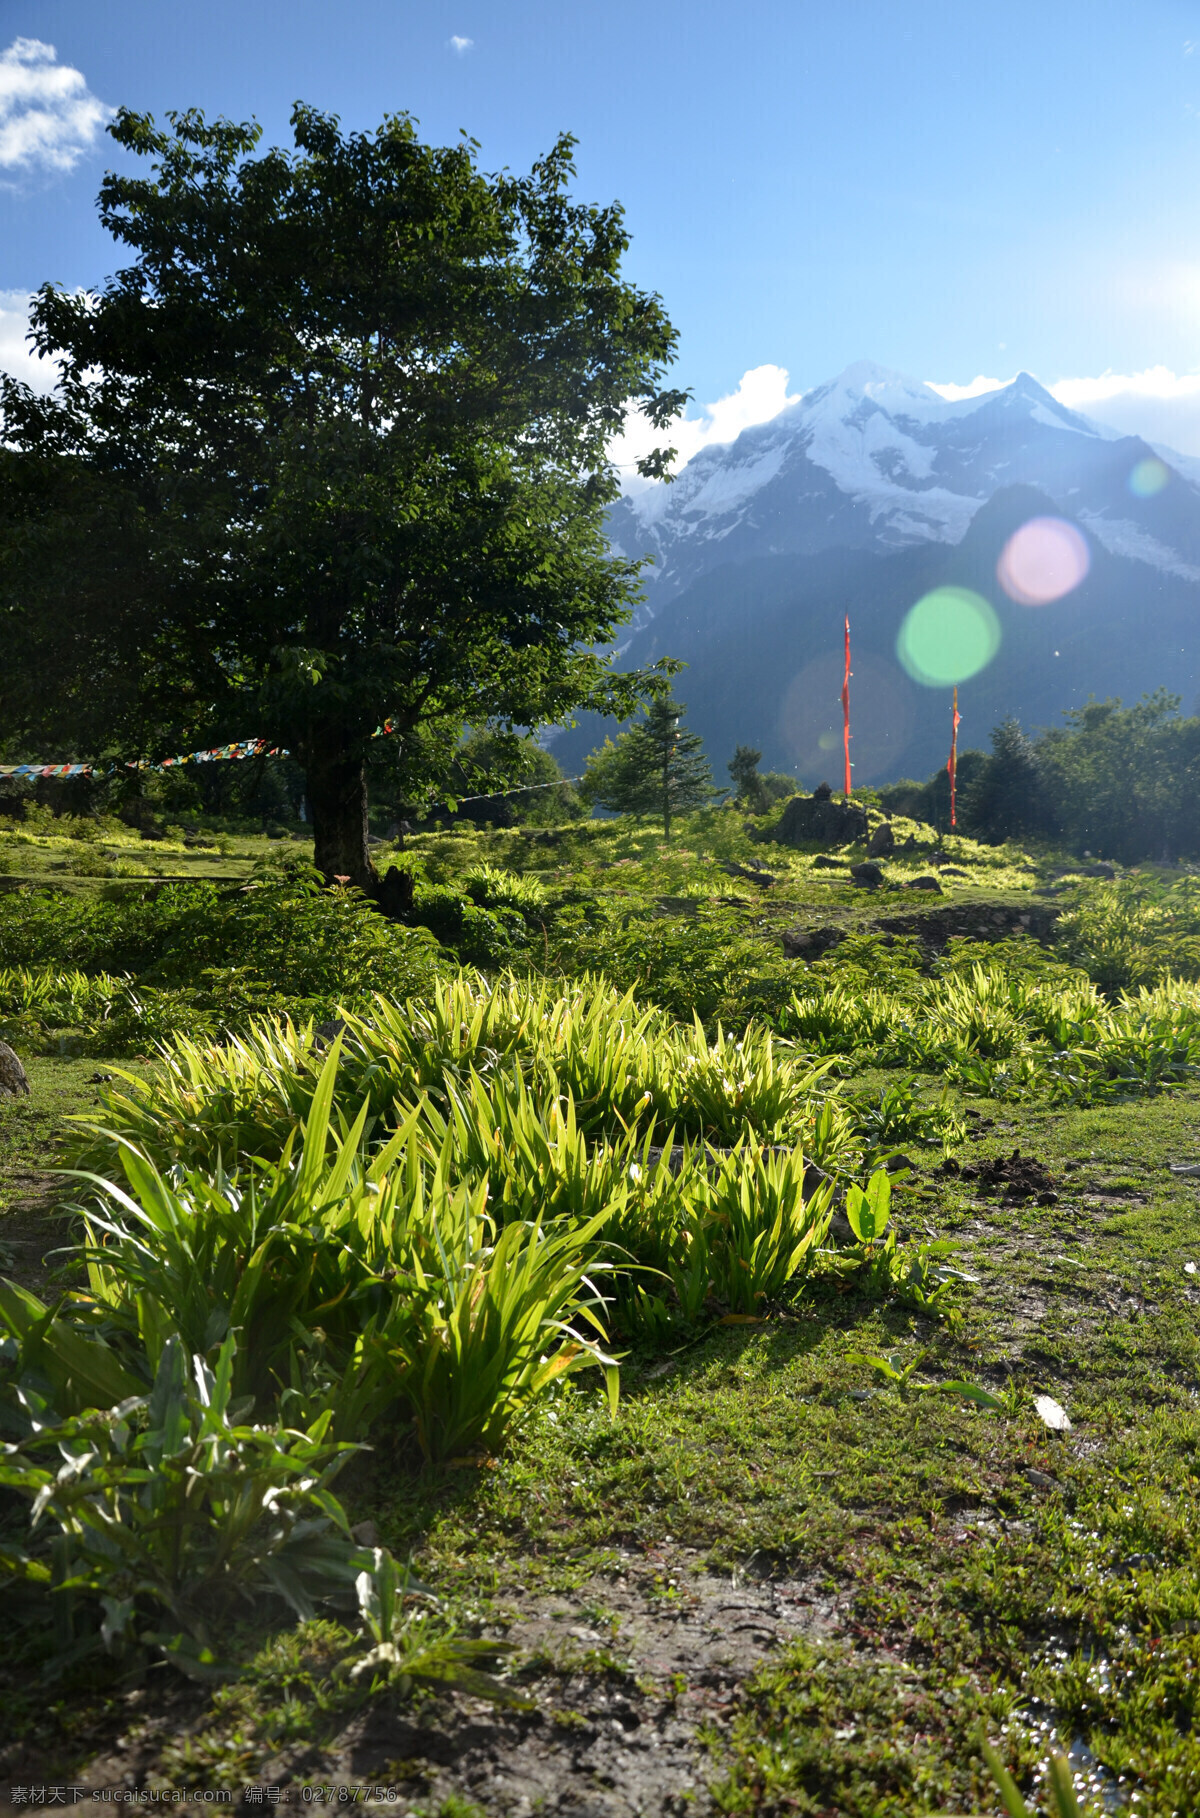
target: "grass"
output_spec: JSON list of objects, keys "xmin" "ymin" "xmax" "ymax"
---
[{"xmin": 5, "ymin": 815, "xmax": 1200, "ymax": 1810}]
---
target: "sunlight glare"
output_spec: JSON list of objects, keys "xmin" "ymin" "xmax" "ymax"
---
[
  {"xmin": 996, "ymin": 516, "xmax": 1090, "ymax": 605},
  {"xmin": 1129, "ymin": 457, "xmax": 1170, "ymax": 498},
  {"xmin": 896, "ymin": 587, "xmax": 1001, "ymax": 687}
]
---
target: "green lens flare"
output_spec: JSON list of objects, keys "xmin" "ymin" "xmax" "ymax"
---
[
  {"xmin": 1129, "ymin": 457, "xmax": 1170, "ymax": 499},
  {"xmin": 896, "ymin": 587, "xmax": 1001, "ymax": 687}
]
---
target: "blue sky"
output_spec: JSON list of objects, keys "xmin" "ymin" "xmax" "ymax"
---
[{"xmin": 5, "ymin": 0, "xmax": 1200, "ymax": 452}]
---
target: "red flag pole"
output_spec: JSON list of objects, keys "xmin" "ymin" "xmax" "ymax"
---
[
  {"xmin": 841, "ymin": 616, "xmax": 852, "ymax": 798},
  {"xmin": 948, "ymin": 686, "xmax": 961, "ymax": 828}
]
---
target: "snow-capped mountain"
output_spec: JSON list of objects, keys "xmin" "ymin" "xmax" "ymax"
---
[
  {"xmin": 608, "ymin": 360, "xmax": 1200, "ymax": 615},
  {"xmin": 546, "ymin": 359, "xmax": 1200, "ymax": 788}
]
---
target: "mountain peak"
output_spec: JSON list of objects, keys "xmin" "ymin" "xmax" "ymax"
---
[{"xmin": 814, "ymin": 359, "xmax": 944, "ymax": 414}]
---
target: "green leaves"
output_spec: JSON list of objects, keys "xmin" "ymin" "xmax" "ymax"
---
[
  {"xmin": 981, "ymin": 1737, "xmax": 1082, "ymax": 1818},
  {"xmin": 343, "ymin": 1548, "xmax": 530, "ymax": 1706},
  {"xmin": 845, "ymin": 1170, "xmax": 892, "ymax": 1245},
  {"xmin": 0, "ymin": 1277, "xmax": 144, "ymax": 1416},
  {"xmin": 0, "ymin": 1333, "xmax": 367, "ymax": 1673},
  {"xmin": 847, "ymin": 1350, "xmax": 1006, "ymax": 1411}
]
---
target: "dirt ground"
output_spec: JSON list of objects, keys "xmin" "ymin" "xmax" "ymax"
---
[{"xmin": 11, "ymin": 1556, "xmax": 846, "ymax": 1816}]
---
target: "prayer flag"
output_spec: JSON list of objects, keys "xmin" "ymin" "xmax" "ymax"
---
[{"xmin": 841, "ymin": 616, "xmax": 852, "ymax": 798}]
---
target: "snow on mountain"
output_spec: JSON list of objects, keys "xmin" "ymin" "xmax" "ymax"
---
[{"xmin": 608, "ymin": 360, "xmax": 1200, "ymax": 615}]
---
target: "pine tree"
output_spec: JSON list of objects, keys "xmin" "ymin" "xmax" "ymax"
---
[
  {"xmin": 962, "ymin": 718, "xmax": 1052, "ymax": 842},
  {"xmin": 582, "ymin": 694, "xmax": 717, "ymax": 838},
  {"xmin": 728, "ymin": 744, "xmax": 767, "ymax": 812}
]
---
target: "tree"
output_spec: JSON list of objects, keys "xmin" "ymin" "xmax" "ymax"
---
[
  {"xmin": 1036, "ymin": 692, "xmax": 1200, "ymax": 862},
  {"xmin": 727, "ymin": 745, "xmax": 798, "ymax": 814},
  {"xmin": 581, "ymin": 694, "xmax": 718, "ymax": 838},
  {"xmin": 0, "ymin": 106, "xmax": 687, "ymax": 892},
  {"xmin": 961, "ymin": 718, "xmax": 1055, "ymax": 844},
  {"xmin": 728, "ymin": 745, "xmax": 767, "ymax": 812},
  {"xmin": 428, "ymin": 727, "xmax": 583, "ymax": 827}
]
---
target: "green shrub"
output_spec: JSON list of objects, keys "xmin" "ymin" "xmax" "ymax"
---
[
  {"xmin": 0, "ymin": 1333, "xmax": 369, "ymax": 1677},
  {"xmin": 0, "ymin": 865, "xmax": 446, "ymax": 1026},
  {"xmin": 409, "ymin": 883, "xmax": 528, "ymax": 967},
  {"xmin": 462, "ymin": 862, "xmax": 548, "ymax": 920}
]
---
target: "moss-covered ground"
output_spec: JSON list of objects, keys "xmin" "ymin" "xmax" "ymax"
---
[
  {"xmin": 3, "ymin": 1055, "xmax": 1199, "ymax": 1810},
  {"xmin": 2, "ymin": 816, "xmax": 1198, "ymax": 1814}
]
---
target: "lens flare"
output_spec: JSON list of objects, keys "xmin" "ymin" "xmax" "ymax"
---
[
  {"xmin": 996, "ymin": 516, "xmax": 1090, "ymax": 605},
  {"xmin": 896, "ymin": 587, "xmax": 1001, "ymax": 687},
  {"xmin": 778, "ymin": 651, "xmax": 914, "ymax": 783},
  {"xmin": 1129, "ymin": 457, "xmax": 1170, "ymax": 498}
]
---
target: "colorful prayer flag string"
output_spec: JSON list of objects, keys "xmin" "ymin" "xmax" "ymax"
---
[{"xmin": 0, "ymin": 736, "xmax": 288, "ymax": 780}]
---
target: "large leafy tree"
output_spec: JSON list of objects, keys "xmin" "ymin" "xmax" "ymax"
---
[{"xmin": 0, "ymin": 105, "xmax": 685, "ymax": 887}]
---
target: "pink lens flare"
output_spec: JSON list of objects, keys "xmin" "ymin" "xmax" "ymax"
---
[{"xmin": 996, "ymin": 516, "xmax": 1090, "ymax": 606}]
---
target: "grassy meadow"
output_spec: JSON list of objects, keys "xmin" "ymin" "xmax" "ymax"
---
[{"xmin": 3, "ymin": 799, "xmax": 1200, "ymax": 1814}]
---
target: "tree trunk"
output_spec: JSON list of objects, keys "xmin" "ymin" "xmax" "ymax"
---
[
  {"xmin": 304, "ymin": 745, "xmax": 415, "ymax": 920},
  {"xmin": 305, "ymin": 748, "xmax": 374, "ymax": 889}
]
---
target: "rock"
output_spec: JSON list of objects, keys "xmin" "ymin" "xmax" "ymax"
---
[
  {"xmin": 312, "ymin": 1018, "xmax": 349, "ymax": 1051},
  {"xmin": 719, "ymin": 861, "xmax": 776, "ymax": 887},
  {"xmin": 906, "ymin": 875, "xmax": 944, "ymax": 893},
  {"xmin": 762, "ymin": 788, "xmax": 869, "ymax": 849},
  {"xmin": 849, "ymin": 861, "xmax": 884, "ymax": 888},
  {"xmin": 373, "ymin": 864, "xmax": 414, "ymax": 919},
  {"xmin": 866, "ymin": 821, "xmax": 895, "ymax": 858},
  {"xmin": 782, "ymin": 925, "xmax": 845, "ymax": 960},
  {"xmin": 812, "ymin": 855, "xmax": 847, "ymax": 870},
  {"xmin": 0, "ymin": 1040, "xmax": 29, "ymax": 1099},
  {"xmin": 654, "ymin": 896, "xmax": 700, "ymax": 917},
  {"xmin": 937, "ymin": 866, "xmax": 969, "ymax": 878}
]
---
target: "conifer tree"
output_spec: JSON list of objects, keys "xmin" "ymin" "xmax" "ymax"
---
[
  {"xmin": 728, "ymin": 744, "xmax": 767, "ymax": 812},
  {"xmin": 581, "ymin": 694, "xmax": 717, "ymax": 838}
]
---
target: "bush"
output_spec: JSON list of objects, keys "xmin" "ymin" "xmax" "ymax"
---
[
  {"xmin": 0, "ymin": 1332, "xmax": 369, "ymax": 1676},
  {"xmin": 0, "ymin": 862, "xmax": 447, "ymax": 1029}
]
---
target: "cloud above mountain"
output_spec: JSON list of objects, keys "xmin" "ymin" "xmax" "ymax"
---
[
  {"xmin": 0, "ymin": 38, "xmax": 109, "ymax": 176},
  {"xmin": 924, "ymin": 368, "xmax": 1200, "ymax": 461},
  {"xmin": 610, "ymin": 364, "xmax": 800, "ymax": 490},
  {"xmin": 613, "ymin": 361, "xmax": 1200, "ymax": 490}
]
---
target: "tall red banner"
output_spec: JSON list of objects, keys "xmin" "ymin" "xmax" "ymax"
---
[
  {"xmin": 841, "ymin": 616, "xmax": 852, "ymax": 798},
  {"xmin": 948, "ymin": 686, "xmax": 961, "ymax": 828}
]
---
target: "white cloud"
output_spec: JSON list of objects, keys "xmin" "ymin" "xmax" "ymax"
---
[
  {"xmin": 926, "ymin": 373, "xmax": 1014, "ymax": 402},
  {"xmin": 0, "ymin": 290, "xmax": 63, "ymax": 392},
  {"xmin": 611, "ymin": 363, "xmax": 800, "ymax": 490},
  {"xmin": 448, "ymin": 35, "xmax": 474, "ymax": 54},
  {"xmin": 1045, "ymin": 367, "xmax": 1200, "ymax": 454},
  {"xmin": 930, "ymin": 364, "xmax": 1200, "ymax": 457},
  {"xmin": 0, "ymin": 38, "xmax": 109, "ymax": 175}
]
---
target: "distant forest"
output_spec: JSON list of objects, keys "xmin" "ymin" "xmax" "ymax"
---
[{"xmin": 878, "ymin": 690, "xmax": 1199, "ymax": 864}]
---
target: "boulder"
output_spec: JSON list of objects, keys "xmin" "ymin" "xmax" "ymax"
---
[
  {"xmin": 719, "ymin": 860, "xmax": 777, "ymax": 887},
  {"xmin": 762, "ymin": 786, "xmax": 869, "ymax": 848},
  {"xmin": 782, "ymin": 924, "xmax": 846, "ymax": 959},
  {"xmin": 866, "ymin": 820, "xmax": 895, "ymax": 858},
  {"xmin": 906, "ymin": 875, "xmax": 944, "ymax": 893},
  {"xmin": 0, "ymin": 1040, "xmax": 29, "ymax": 1099},
  {"xmin": 812, "ymin": 855, "xmax": 847, "ymax": 870},
  {"xmin": 849, "ymin": 861, "xmax": 885, "ymax": 888}
]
